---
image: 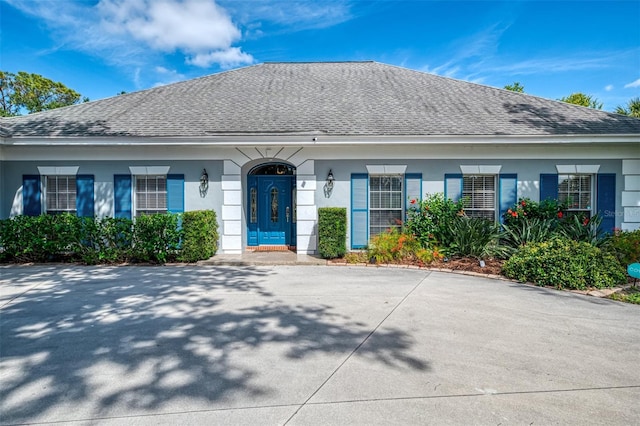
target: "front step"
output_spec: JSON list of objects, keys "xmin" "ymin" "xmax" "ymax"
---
[{"xmin": 246, "ymin": 245, "xmax": 296, "ymax": 252}]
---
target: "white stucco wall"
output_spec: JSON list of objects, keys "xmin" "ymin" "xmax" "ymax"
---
[
  {"xmin": 622, "ymin": 159, "xmax": 640, "ymax": 231},
  {"xmin": 1, "ymin": 140, "xmax": 637, "ymax": 253}
]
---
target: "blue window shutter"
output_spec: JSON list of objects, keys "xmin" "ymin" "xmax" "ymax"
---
[
  {"xmin": 498, "ymin": 174, "xmax": 517, "ymax": 224},
  {"xmin": 167, "ymin": 174, "xmax": 184, "ymax": 213},
  {"xmin": 114, "ymin": 175, "xmax": 132, "ymax": 219},
  {"xmin": 351, "ymin": 173, "xmax": 368, "ymax": 249},
  {"xmin": 405, "ymin": 173, "xmax": 422, "ymax": 204},
  {"xmin": 76, "ymin": 175, "xmax": 95, "ymax": 217},
  {"xmin": 22, "ymin": 175, "xmax": 41, "ymax": 216},
  {"xmin": 597, "ymin": 173, "xmax": 616, "ymax": 233},
  {"xmin": 540, "ymin": 174, "xmax": 558, "ymax": 201},
  {"xmin": 405, "ymin": 173, "xmax": 422, "ymax": 219},
  {"xmin": 444, "ymin": 174, "xmax": 463, "ymax": 202}
]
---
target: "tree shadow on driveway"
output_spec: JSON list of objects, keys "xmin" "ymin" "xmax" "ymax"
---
[{"xmin": 0, "ymin": 265, "xmax": 429, "ymax": 424}]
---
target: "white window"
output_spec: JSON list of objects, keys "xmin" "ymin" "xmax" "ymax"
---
[
  {"xmin": 558, "ymin": 174, "xmax": 593, "ymax": 218},
  {"xmin": 135, "ymin": 175, "xmax": 167, "ymax": 216},
  {"xmin": 462, "ymin": 175, "xmax": 496, "ymax": 221},
  {"xmin": 369, "ymin": 175, "xmax": 403, "ymax": 236},
  {"xmin": 45, "ymin": 175, "xmax": 76, "ymax": 214}
]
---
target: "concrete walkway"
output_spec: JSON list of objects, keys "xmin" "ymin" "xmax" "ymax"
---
[
  {"xmin": 199, "ymin": 250, "xmax": 327, "ymax": 266},
  {"xmin": 1, "ymin": 264, "xmax": 639, "ymax": 425}
]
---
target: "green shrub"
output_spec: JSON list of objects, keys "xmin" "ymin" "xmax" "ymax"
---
[
  {"xmin": 0, "ymin": 213, "xmax": 191, "ymax": 265},
  {"xmin": 404, "ymin": 193, "xmax": 465, "ymax": 249},
  {"xmin": 609, "ymin": 288, "xmax": 640, "ymax": 304},
  {"xmin": 503, "ymin": 237, "xmax": 626, "ymax": 290},
  {"xmin": 448, "ymin": 216, "xmax": 507, "ymax": 259},
  {"xmin": 367, "ymin": 229, "xmax": 442, "ymax": 265},
  {"xmin": 179, "ymin": 210, "xmax": 219, "ymax": 262},
  {"xmin": 343, "ymin": 251, "xmax": 369, "ymax": 264},
  {"xmin": 0, "ymin": 214, "xmax": 82, "ymax": 262},
  {"xmin": 368, "ymin": 229, "xmax": 415, "ymax": 263},
  {"xmin": 99, "ymin": 217, "xmax": 134, "ymax": 262},
  {"xmin": 503, "ymin": 198, "xmax": 566, "ymax": 226},
  {"xmin": 501, "ymin": 217, "xmax": 557, "ymax": 250},
  {"xmin": 602, "ymin": 229, "xmax": 640, "ymax": 266},
  {"xmin": 557, "ymin": 214, "xmax": 608, "ymax": 247},
  {"xmin": 76, "ymin": 217, "xmax": 133, "ymax": 264},
  {"xmin": 318, "ymin": 207, "xmax": 347, "ymax": 259},
  {"xmin": 131, "ymin": 213, "xmax": 181, "ymax": 264}
]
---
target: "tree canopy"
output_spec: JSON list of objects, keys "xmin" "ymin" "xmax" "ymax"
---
[
  {"xmin": 0, "ymin": 71, "xmax": 86, "ymax": 117},
  {"xmin": 614, "ymin": 97, "xmax": 640, "ymax": 118},
  {"xmin": 504, "ymin": 82, "xmax": 525, "ymax": 93},
  {"xmin": 559, "ymin": 92, "xmax": 602, "ymax": 110}
]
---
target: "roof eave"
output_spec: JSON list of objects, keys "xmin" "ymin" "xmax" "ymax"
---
[{"xmin": 2, "ymin": 133, "xmax": 639, "ymax": 146}]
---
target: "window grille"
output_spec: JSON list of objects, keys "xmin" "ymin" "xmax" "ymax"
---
[
  {"xmin": 462, "ymin": 175, "xmax": 496, "ymax": 220},
  {"xmin": 46, "ymin": 175, "xmax": 76, "ymax": 214},
  {"xmin": 135, "ymin": 175, "xmax": 167, "ymax": 216},
  {"xmin": 369, "ymin": 175, "xmax": 403, "ymax": 236},
  {"xmin": 558, "ymin": 174, "xmax": 592, "ymax": 217}
]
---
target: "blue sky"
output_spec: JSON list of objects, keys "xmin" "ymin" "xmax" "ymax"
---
[{"xmin": 2, "ymin": 0, "xmax": 639, "ymax": 111}]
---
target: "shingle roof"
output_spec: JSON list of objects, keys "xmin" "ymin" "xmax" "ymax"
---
[{"xmin": 2, "ymin": 61, "xmax": 639, "ymax": 138}]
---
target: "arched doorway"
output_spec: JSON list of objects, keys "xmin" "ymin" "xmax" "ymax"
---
[{"xmin": 247, "ymin": 163, "xmax": 296, "ymax": 248}]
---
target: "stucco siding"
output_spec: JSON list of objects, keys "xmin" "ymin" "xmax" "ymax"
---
[
  {"xmin": 0, "ymin": 154, "xmax": 629, "ymax": 253},
  {"xmin": 315, "ymin": 158, "xmax": 623, "ymax": 249},
  {"xmin": 1, "ymin": 160, "xmax": 223, "ymax": 219}
]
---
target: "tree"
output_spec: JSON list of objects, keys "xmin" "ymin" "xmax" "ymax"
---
[
  {"xmin": 0, "ymin": 71, "xmax": 84, "ymax": 116},
  {"xmin": 614, "ymin": 97, "xmax": 640, "ymax": 118},
  {"xmin": 504, "ymin": 82, "xmax": 525, "ymax": 93},
  {"xmin": 559, "ymin": 92, "xmax": 603, "ymax": 110}
]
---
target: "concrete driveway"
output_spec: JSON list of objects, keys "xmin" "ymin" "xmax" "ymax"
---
[{"xmin": 1, "ymin": 265, "xmax": 639, "ymax": 425}]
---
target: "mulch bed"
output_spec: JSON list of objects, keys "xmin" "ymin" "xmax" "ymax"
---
[{"xmin": 429, "ymin": 257, "xmax": 505, "ymax": 275}]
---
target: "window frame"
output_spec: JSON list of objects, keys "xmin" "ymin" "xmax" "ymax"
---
[
  {"xmin": 134, "ymin": 174, "xmax": 168, "ymax": 217},
  {"xmin": 557, "ymin": 173, "xmax": 594, "ymax": 218},
  {"xmin": 462, "ymin": 174, "xmax": 497, "ymax": 221},
  {"xmin": 43, "ymin": 175, "xmax": 77, "ymax": 215},
  {"xmin": 369, "ymin": 174, "xmax": 404, "ymax": 237}
]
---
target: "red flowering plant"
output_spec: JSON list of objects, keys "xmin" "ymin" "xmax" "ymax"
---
[
  {"xmin": 502, "ymin": 198, "xmax": 566, "ymax": 227},
  {"xmin": 500, "ymin": 198, "xmax": 569, "ymax": 250},
  {"xmin": 404, "ymin": 193, "xmax": 466, "ymax": 251}
]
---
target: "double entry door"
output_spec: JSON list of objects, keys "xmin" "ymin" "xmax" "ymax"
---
[{"xmin": 247, "ymin": 175, "xmax": 295, "ymax": 246}]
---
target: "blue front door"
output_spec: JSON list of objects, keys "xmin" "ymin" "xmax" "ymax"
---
[{"xmin": 248, "ymin": 175, "xmax": 294, "ymax": 246}]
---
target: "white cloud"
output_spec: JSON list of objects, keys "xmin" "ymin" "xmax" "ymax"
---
[
  {"xmin": 187, "ymin": 48, "xmax": 254, "ymax": 69},
  {"xmin": 605, "ymin": 84, "xmax": 614, "ymax": 91},
  {"xmin": 5, "ymin": 0, "xmax": 358, "ymax": 88},
  {"xmin": 97, "ymin": 0, "xmax": 253, "ymax": 67},
  {"xmin": 624, "ymin": 78, "xmax": 640, "ymax": 88},
  {"xmin": 99, "ymin": 0, "xmax": 241, "ymax": 52},
  {"xmin": 6, "ymin": 0, "xmax": 254, "ymax": 72}
]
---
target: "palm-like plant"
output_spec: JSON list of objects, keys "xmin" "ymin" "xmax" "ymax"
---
[
  {"xmin": 447, "ymin": 217, "xmax": 508, "ymax": 260},
  {"xmin": 501, "ymin": 217, "xmax": 557, "ymax": 250},
  {"xmin": 615, "ymin": 97, "xmax": 640, "ymax": 118}
]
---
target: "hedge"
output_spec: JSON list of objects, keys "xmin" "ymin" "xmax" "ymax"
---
[
  {"xmin": 179, "ymin": 210, "xmax": 219, "ymax": 262},
  {"xmin": 502, "ymin": 237, "xmax": 626, "ymax": 290},
  {"xmin": 0, "ymin": 210, "xmax": 219, "ymax": 264},
  {"xmin": 317, "ymin": 207, "xmax": 347, "ymax": 259}
]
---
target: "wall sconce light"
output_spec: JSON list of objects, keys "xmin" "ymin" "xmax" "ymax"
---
[
  {"xmin": 324, "ymin": 169, "xmax": 335, "ymax": 198},
  {"xmin": 199, "ymin": 169, "xmax": 209, "ymax": 197},
  {"xmin": 326, "ymin": 169, "xmax": 335, "ymax": 190}
]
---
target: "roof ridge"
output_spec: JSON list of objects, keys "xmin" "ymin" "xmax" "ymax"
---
[{"xmin": 263, "ymin": 61, "xmax": 375, "ymax": 64}]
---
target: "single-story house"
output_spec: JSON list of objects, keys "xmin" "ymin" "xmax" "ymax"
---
[{"xmin": 1, "ymin": 61, "xmax": 639, "ymax": 254}]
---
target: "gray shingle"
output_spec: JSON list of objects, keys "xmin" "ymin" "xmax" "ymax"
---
[{"xmin": 2, "ymin": 61, "xmax": 639, "ymax": 138}]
